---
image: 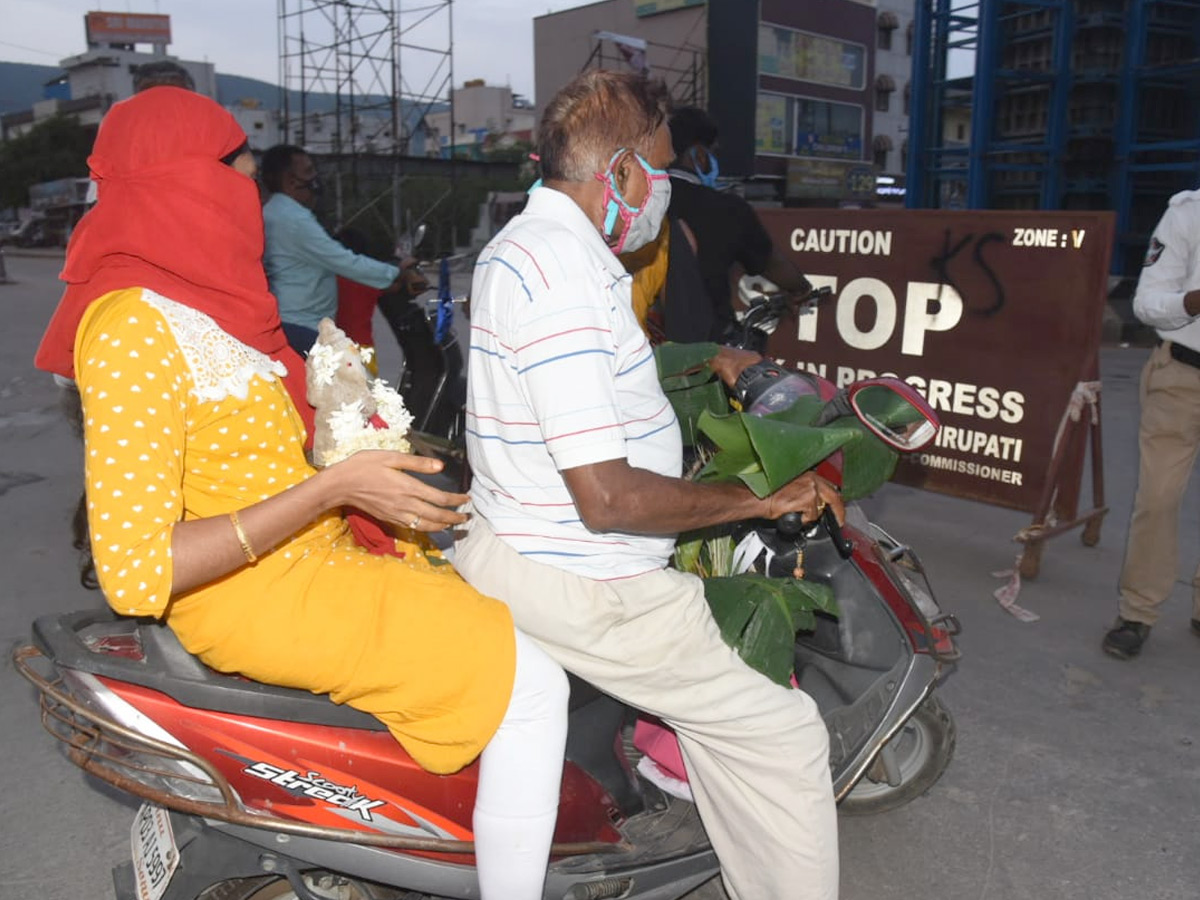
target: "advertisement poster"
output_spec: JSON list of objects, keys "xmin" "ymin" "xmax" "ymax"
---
[
  {"xmin": 756, "ymin": 94, "xmax": 790, "ymax": 155},
  {"xmin": 793, "ymin": 98, "xmax": 864, "ymax": 160},
  {"xmin": 785, "ymin": 159, "xmax": 876, "ymax": 202},
  {"xmin": 758, "ymin": 24, "xmax": 865, "ymax": 90}
]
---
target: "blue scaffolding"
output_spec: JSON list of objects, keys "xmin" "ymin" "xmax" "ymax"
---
[{"xmin": 907, "ymin": 0, "xmax": 1200, "ymax": 274}]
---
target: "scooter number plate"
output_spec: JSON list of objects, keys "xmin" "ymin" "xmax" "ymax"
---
[{"xmin": 131, "ymin": 803, "xmax": 179, "ymax": 900}]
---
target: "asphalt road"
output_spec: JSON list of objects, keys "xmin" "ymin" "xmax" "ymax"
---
[{"xmin": 1, "ymin": 252, "xmax": 1197, "ymax": 900}]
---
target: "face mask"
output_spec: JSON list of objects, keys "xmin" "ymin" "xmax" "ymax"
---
[
  {"xmin": 690, "ymin": 146, "xmax": 720, "ymax": 188},
  {"xmin": 596, "ymin": 150, "xmax": 671, "ymax": 255}
]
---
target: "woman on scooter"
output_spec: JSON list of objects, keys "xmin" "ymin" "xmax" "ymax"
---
[{"xmin": 34, "ymin": 86, "xmax": 567, "ymax": 900}]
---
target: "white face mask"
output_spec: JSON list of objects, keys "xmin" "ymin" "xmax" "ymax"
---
[{"xmin": 596, "ymin": 150, "xmax": 672, "ymax": 254}]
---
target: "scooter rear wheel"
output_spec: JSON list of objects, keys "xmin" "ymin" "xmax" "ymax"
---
[
  {"xmin": 198, "ymin": 877, "xmax": 431, "ymax": 900},
  {"xmin": 195, "ymin": 878, "xmax": 277, "ymax": 900},
  {"xmin": 839, "ymin": 694, "xmax": 956, "ymax": 815}
]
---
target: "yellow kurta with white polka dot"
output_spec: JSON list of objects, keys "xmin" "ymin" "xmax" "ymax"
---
[{"xmin": 74, "ymin": 288, "xmax": 515, "ymax": 774}]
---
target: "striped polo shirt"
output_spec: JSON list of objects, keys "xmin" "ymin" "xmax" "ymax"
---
[{"xmin": 465, "ymin": 186, "xmax": 683, "ymax": 580}]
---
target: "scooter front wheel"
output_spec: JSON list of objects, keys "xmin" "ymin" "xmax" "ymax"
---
[{"xmin": 838, "ymin": 694, "xmax": 956, "ymax": 816}]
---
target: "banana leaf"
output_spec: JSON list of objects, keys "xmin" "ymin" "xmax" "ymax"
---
[
  {"xmin": 654, "ymin": 342, "xmax": 725, "ymax": 446},
  {"xmin": 693, "ymin": 405, "xmax": 900, "ymax": 501},
  {"xmin": 695, "ymin": 410, "xmax": 859, "ymax": 498},
  {"xmin": 654, "ymin": 342, "xmax": 722, "ymax": 390},
  {"xmin": 837, "ymin": 419, "xmax": 900, "ymax": 500},
  {"xmin": 703, "ymin": 575, "xmax": 838, "ymax": 686}
]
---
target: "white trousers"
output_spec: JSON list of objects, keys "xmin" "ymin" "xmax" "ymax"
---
[
  {"xmin": 474, "ymin": 629, "xmax": 568, "ymax": 900},
  {"xmin": 455, "ymin": 516, "xmax": 839, "ymax": 900}
]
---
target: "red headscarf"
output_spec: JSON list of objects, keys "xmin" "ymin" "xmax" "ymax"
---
[
  {"xmin": 35, "ymin": 87, "xmax": 313, "ymax": 435},
  {"xmin": 36, "ymin": 88, "xmax": 404, "ymax": 556}
]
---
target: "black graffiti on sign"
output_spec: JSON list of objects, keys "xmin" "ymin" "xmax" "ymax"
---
[{"xmin": 930, "ymin": 229, "xmax": 1006, "ymax": 317}]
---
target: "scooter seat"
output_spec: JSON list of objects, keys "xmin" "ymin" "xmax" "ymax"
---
[{"xmin": 33, "ymin": 609, "xmax": 388, "ymax": 731}]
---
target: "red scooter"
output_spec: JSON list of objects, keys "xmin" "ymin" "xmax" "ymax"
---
[{"xmin": 15, "ymin": 330, "xmax": 959, "ymax": 900}]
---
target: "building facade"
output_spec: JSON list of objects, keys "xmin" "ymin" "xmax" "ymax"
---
[
  {"xmin": 534, "ymin": 0, "xmax": 709, "ymax": 116},
  {"xmin": 533, "ymin": 0, "xmax": 889, "ymax": 205},
  {"xmin": 872, "ymin": 0, "xmax": 916, "ymax": 187},
  {"xmin": 425, "ymin": 81, "xmax": 536, "ymax": 159}
]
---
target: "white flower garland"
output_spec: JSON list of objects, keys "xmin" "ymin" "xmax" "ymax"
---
[{"xmin": 316, "ymin": 350, "xmax": 415, "ymax": 466}]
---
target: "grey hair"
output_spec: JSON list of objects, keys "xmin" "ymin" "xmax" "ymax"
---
[{"xmin": 536, "ymin": 70, "xmax": 671, "ymax": 182}]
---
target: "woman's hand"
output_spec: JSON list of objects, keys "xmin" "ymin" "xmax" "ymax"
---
[
  {"xmin": 322, "ymin": 450, "xmax": 468, "ymax": 531},
  {"xmin": 762, "ymin": 472, "xmax": 844, "ymax": 525}
]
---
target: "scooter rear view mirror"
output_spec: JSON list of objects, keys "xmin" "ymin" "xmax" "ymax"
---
[{"xmin": 847, "ymin": 379, "xmax": 939, "ymax": 452}]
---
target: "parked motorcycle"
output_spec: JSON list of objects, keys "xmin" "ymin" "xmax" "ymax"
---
[
  {"xmin": 15, "ymin": 285, "xmax": 959, "ymax": 900},
  {"xmin": 384, "ymin": 254, "xmax": 468, "ymax": 451}
]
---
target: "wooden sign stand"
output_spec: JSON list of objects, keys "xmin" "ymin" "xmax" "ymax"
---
[{"xmin": 1013, "ymin": 377, "xmax": 1108, "ymax": 578}]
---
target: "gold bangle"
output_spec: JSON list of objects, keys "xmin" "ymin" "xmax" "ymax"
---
[{"xmin": 229, "ymin": 510, "xmax": 258, "ymax": 564}]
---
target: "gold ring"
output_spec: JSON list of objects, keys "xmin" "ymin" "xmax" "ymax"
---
[
  {"xmin": 410, "ymin": 515, "xmax": 421, "ymax": 529},
  {"xmin": 815, "ymin": 500, "xmax": 827, "ymax": 518}
]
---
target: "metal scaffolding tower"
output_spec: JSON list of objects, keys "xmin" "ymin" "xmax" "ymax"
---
[
  {"xmin": 277, "ymin": 0, "xmax": 454, "ymax": 233},
  {"xmin": 908, "ymin": 0, "xmax": 1200, "ymax": 274},
  {"xmin": 582, "ymin": 33, "xmax": 707, "ymax": 108}
]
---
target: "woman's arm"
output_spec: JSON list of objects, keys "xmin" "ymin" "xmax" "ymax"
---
[
  {"xmin": 76, "ymin": 293, "xmax": 466, "ymax": 613},
  {"xmin": 168, "ymin": 451, "xmax": 467, "ymax": 594}
]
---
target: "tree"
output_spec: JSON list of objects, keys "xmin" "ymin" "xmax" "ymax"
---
[
  {"xmin": 481, "ymin": 138, "xmax": 534, "ymax": 166},
  {"xmin": 0, "ymin": 116, "xmax": 97, "ymax": 210}
]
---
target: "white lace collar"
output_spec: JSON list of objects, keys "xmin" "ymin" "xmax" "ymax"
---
[{"xmin": 140, "ymin": 289, "xmax": 288, "ymax": 404}]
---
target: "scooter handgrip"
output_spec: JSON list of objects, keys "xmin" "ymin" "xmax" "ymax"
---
[{"xmin": 776, "ymin": 511, "xmax": 806, "ymax": 538}]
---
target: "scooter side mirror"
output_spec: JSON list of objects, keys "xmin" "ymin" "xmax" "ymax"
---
[
  {"xmin": 847, "ymin": 378, "xmax": 939, "ymax": 451},
  {"xmin": 394, "ymin": 223, "xmax": 427, "ymax": 259}
]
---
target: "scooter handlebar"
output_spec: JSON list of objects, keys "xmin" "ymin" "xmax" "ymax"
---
[{"xmin": 775, "ymin": 507, "xmax": 854, "ymax": 559}]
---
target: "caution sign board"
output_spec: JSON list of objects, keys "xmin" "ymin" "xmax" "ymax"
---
[{"xmin": 756, "ymin": 209, "xmax": 1115, "ymax": 512}]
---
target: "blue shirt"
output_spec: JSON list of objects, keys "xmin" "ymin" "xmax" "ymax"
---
[{"xmin": 262, "ymin": 193, "xmax": 398, "ymax": 330}]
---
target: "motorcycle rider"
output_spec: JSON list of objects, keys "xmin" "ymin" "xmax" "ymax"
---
[
  {"xmin": 260, "ymin": 144, "xmax": 409, "ymax": 355},
  {"xmin": 454, "ymin": 70, "xmax": 842, "ymax": 900}
]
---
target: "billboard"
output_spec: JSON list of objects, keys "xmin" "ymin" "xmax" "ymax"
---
[
  {"xmin": 785, "ymin": 159, "xmax": 876, "ymax": 202},
  {"xmin": 756, "ymin": 93, "xmax": 865, "ymax": 160},
  {"xmin": 85, "ymin": 11, "xmax": 172, "ymax": 46},
  {"xmin": 758, "ymin": 24, "xmax": 865, "ymax": 90},
  {"xmin": 756, "ymin": 208, "xmax": 1115, "ymax": 513}
]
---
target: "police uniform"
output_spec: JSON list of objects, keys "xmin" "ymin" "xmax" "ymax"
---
[{"xmin": 1116, "ymin": 188, "xmax": 1200, "ymax": 635}]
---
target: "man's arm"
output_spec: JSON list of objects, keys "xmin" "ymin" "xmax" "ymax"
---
[
  {"xmin": 562, "ymin": 459, "xmax": 839, "ymax": 535},
  {"xmin": 761, "ymin": 246, "xmax": 813, "ymax": 296},
  {"xmin": 291, "ymin": 214, "xmax": 400, "ymax": 290},
  {"xmin": 734, "ymin": 196, "xmax": 812, "ymax": 295},
  {"xmin": 561, "ymin": 347, "xmax": 841, "ymax": 535},
  {"xmin": 1133, "ymin": 203, "xmax": 1200, "ymax": 327}
]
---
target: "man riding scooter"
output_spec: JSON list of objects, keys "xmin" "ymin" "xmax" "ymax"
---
[
  {"xmin": 260, "ymin": 144, "xmax": 419, "ymax": 356},
  {"xmin": 455, "ymin": 70, "xmax": 841, "ymax": 900}
]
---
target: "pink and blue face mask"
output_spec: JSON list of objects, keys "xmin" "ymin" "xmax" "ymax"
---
[{"xmin": 595, "ymin": 149, "xmax": 672, "ymax": 254}]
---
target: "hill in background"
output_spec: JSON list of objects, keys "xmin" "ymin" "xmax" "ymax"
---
[
  {"xmin": 0, "ymin": 62, "xmax": 62, "ymax": 114},
  {"xmin": 0, "ymin": 60, "xmax": 410, "ymax": 117}
]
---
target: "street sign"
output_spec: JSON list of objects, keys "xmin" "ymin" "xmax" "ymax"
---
[{"xmin": 757, "ymin": 208, "xmax": 1114, "ymax": 523}]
